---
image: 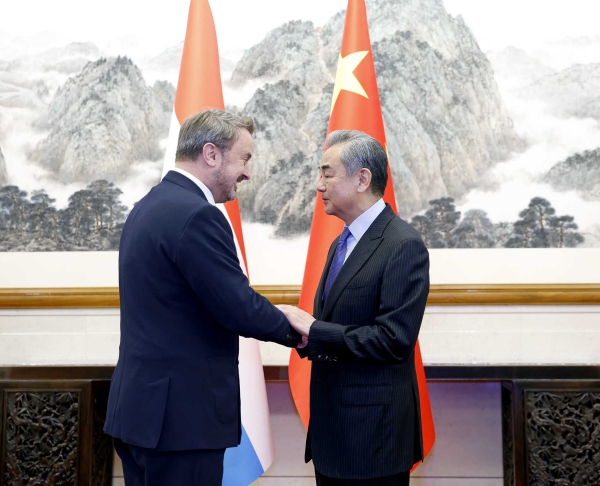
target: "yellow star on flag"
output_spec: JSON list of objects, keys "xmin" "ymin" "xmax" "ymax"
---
[{"xmin": 330, "ymin": 50, "xmax": 370, "ymax": 114}]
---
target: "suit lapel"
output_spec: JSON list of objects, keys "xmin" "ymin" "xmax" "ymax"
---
[{"xmin": 321, "ymin": 205, "xmax": 396, "ymax": 320}]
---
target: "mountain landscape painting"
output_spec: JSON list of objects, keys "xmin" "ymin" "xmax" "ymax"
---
[{"xmin": 1, "ymin": 0, "xmax": 599, "ymax": 266}]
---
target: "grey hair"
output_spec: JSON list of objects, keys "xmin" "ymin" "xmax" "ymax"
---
[
  {"xmin": 175, "ymin": 109, "xmax": 255, "ymax": 161},
  {"xmin": 326, "ymin": 130, "xmax": 388, "ymax": 197}
]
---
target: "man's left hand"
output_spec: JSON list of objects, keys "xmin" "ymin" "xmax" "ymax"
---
[{"xmin": 277, "ymin": 304, "xmax": 315, "ymax": 337}]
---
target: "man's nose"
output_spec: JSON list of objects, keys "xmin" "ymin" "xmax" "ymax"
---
[
  {"xmin": 243, "ymin": 166, "xmax": 251, "ymax": 181},
  {"xmin": 316, "ymin": 175, "xmax": 324, "ymax": 192}
]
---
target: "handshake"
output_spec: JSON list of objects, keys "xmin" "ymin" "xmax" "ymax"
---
[{"xmin": 276, "ymin": 304, "xmax": 314, "ymax": 349}]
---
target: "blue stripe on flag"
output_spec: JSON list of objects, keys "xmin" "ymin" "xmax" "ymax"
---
[{"xmin": 222, "ymin": 424, "xmax": 264, "ymax": 486}]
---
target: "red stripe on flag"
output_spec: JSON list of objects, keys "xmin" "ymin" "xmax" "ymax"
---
[
  {"xmin": 173, "ymin": 0, "xmax": 247, "ymax": 269},
  {"xmin": 174, "ymin": 0, "xmax": 224, "ymax": 123},
  {"xmin": 223, "ymin": 198, "xmax": 250, "ymax": 277}
]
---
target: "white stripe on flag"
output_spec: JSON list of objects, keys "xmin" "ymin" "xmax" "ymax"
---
[
  {"xmin": 162, "ymin": 110, "xmax": 180, "ymax": 178},
  {"xmin": 217, "ymin": 205, "xmax": 275, "ymax": 472}
]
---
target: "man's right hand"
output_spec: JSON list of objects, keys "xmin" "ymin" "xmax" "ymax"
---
[{"xmin": 297, "ymin": 334, "xmax": 309, "ymax": 349}]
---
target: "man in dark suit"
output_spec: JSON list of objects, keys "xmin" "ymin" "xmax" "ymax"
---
[
  {"xmin": 279, "ymin": 130, "xmax": 430, "ymax": 486},
  {"xmin": 104, "ymin": 109, "xmax": 303, "ymax": 486}
]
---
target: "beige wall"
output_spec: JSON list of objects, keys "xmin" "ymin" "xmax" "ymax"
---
[{"xmin": 2, "ymin": 305, "xmax": 599, "ymax": 366}]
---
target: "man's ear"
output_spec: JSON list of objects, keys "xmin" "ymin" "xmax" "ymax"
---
[
  {"xmin": 202, "ymin": 143, "xmax": 219, "ymax": 168},
  {"xmin": 357, "ymin": 168, "xmax": 372, "ymax": 193}
]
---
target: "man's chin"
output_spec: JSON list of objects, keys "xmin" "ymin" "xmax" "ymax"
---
[
  {"xmin": 214, "ymin": 191, "xmax": 237, "ymax": 204},
  {"xmin": 226, "ymin": 189, "xmax": 237, "ymax": 202}
]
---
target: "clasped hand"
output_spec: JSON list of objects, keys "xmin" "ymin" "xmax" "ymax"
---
[{"xmin": 276, "ymin": 304, "xmax": 315, "ymax": 349}]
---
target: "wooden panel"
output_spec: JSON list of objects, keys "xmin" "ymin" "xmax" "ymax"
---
[
  {"xmin": 0, "ymin": 378, "xmax": 112, "ymax": 486},
  {"xmin": 1, "ymin": 388, "xmax": 82, "ymax": 484},
  {"xmin": 1, "ymin": 283, "xmax": 600, "ymax": 308},
  {"xmin": 507, "ymin": 380, "xmax": 600, "ymax": 486}
]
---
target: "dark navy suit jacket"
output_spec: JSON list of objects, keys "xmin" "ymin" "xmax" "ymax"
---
[
  {"xmin": 298, "ymin": 204, "xmax": 430, "ymax": 479},
  {"xmin": 104, "ymin": 170, "xmax": 300, "ymax": 451}
]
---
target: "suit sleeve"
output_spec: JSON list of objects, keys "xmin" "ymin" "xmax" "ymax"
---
[
  {"xmin": 295, "ymin": 239, "xmax": 337, "ymax": 360},
  {"xmin": 176, "ymin": 204, "xmax": 301, "ymax": 347},
  {"xmin": 296, "ymin": 344, "xmax": 310, "ymax": 359},
  {"xmin": 307, "ymin": 237, "xmax": 429, "ymax": 362}
]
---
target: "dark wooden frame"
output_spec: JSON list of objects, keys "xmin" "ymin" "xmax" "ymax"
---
[{"xmin": 0, "ymin": 371, "xmax": 112, "ymax": 486}]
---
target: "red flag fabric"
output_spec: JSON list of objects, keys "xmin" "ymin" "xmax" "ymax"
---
[
  {"xmin": 288, "ymin": 0, "xmax": 435, "ymax": 469},
  {"xmin": 174, "ymin": 0, "xmax": 224, "ymax": 119}
]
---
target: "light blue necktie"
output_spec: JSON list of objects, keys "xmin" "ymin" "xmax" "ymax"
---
[{"xmin": 322, "ymin": 227, "xmax": 351, "ymax": 302}]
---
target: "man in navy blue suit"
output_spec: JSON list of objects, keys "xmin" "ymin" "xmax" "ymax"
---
[
  {"xmin": 104, "ymin": 109, "xmax": 304, "ymax": 486},
  {"xmin": 279, "ymin": 130, "xmax": 429, "ymax": 486}
]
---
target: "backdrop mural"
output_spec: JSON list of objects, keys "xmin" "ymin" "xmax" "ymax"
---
[{"xmin": 1, "ymin": 0, "xmax": 599, "ymax": 262}]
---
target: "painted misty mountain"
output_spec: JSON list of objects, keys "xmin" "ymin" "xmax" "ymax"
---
[
  {"xmin": 30, "ymin": 56, "xmax": 170, "ymax": 184},
  {"xmin": 0, "ymin": 0, "xmax": 597, "ymax": 251},
  {"xmin": 233, "ymin": 0, "xmax": 524, "ymax": 235}
]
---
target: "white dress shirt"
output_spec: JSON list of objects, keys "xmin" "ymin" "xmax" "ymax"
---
[
  {"xmin": 343, "ymin": 198, "xmax": 386, "ymax": 263},
  {"xmin": 170, "ymin": 168, "xmax": 216, "ymax": 206}
]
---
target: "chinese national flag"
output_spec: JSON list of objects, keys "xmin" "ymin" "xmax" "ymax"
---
[{"xmin": 288, "ymin": 0, "xmax": 435, "ymax": 470}]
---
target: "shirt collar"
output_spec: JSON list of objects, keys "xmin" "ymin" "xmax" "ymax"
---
[
  {"xmin": 170, "ymin": 168, "xmax": 216, "ymax": 206},
  {"xmin": 348, "ymin": 198, "xmax": 386, "ymax": 243}
]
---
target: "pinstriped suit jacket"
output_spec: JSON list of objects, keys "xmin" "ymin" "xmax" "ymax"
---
[{"xmin": 298, "ymin": 204, "xmax": 429, "ymax": 479}]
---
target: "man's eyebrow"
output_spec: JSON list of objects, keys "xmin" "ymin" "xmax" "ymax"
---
[{"xmin": 320, "ymin": 164, "xmax": 331, "ymax": 171}]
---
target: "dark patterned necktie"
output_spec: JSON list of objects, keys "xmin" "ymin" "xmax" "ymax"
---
[{"xmin": 322, "ymin": 227, "xmax": 351, "ymax": 302}]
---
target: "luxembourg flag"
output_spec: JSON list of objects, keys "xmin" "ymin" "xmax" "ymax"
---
[{"xmin": 161, "ymin": 0, "xmax": 275, "ymax": 483}]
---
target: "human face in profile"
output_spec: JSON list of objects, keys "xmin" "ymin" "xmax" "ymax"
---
[
  {"xmin": 213, "ymin": 129, "xmax": 253, "ymax": 203},
  {"xmin": 316, "ymin": 143, "xmax": 362, "ymax": 225}
]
